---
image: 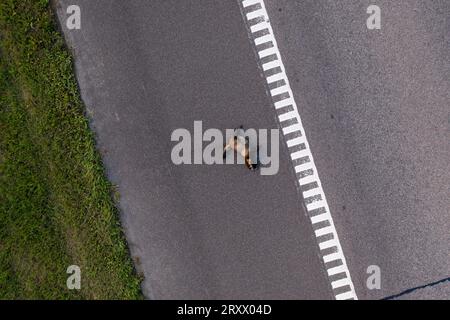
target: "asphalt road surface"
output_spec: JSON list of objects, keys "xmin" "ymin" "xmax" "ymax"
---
[
  {"xmin": 262, "ymin": 0, "xmax": 450, "ymax": 299},
  {"xmin": 54, "ymin": 0, "xmax": 450, "ymax": 299}
]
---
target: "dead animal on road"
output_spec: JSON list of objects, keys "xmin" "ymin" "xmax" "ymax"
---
[{"xmin": 223, "ymin": 126, "xmax": 260, "ymax": 171}]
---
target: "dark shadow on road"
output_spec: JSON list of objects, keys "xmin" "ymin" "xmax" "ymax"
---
[{"xmin": 382, "ymin": 277, "xmax": 450, "ymax": 300}]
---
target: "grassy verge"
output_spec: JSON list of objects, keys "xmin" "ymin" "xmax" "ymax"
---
[{"xmin": 0, "ymin": 0, "xmax": 142, "ymax": 299}]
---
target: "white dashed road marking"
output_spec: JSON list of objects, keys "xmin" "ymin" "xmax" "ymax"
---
[{"xmin": 239, "ymin": 0, "xmax": 357, "ymax": 300}]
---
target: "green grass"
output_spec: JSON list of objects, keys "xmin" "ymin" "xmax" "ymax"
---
[{"xmin": 0, "ymin": 0, "xmax": 142, "ymax": 299}]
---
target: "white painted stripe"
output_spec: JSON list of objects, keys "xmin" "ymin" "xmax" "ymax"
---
[
  {"xmin": 320, "ymin": 239, "xmax": 339, "ymax": 251},
  {"xmin": 262, "ymin": 60, "xmax": 280, "ymax": 71},
  {"xmin": 242, "ymin": 0, "xmax": 259, "ymax": 7},
  {"xmin": 258, "ymin": 47, "xmax": 277, "ymax": 58},
  {"xmin": 287, "ymin": 136, "xmax": 305, "ymax": 148},
  {"xmin": 254, "ymin": 34, "xmax": 272, "ymax": 46},
  {"xmin": 315, "ymin": 225, "xmax": 334, "ymax": 237},
  {"xmin": 291, "ymin": 148, "xmax": 309, "ymax": 160},
  {"xmin": 310, "ymin": 212, "xmax": 330, "ymax": 224},
  {"xmin": 240, "ymin": 0, "xmax": 357, "ymax": 300},
  {"xmin": 332, "ymin": 278, "xmax": 351, "ymax": 289},
  {"xmin": 278, "ymin": 111, "xmax": 297, "ymax": 122},
  {"xmin": 266, "ymin": 72, "xmax": 284, "ymax": 83},
  {"xmin": 306, "ymin": 199, "xmax": 327, "ymax": 211},
  {"xmin": 246, "ymin": 9, "xmax": 266, "ymax": 20},
  {"xmin": 274, "ymin": 98, "xmax": 294, "ymax": 109},
  {"xmin": 290, "ymin": 149, "xmax": 309, "ymax": 161},
  {"xmin": 298, "ymin": 174, "xmax": 316, "ymax": 186},
  {"xmin": 250, "ymin": 21, "xmax": 269, "ymax": 33},
  {"xmin": 282, "ymin": 123, "xmax": 302, "ymax": 135},
  {"xmin": 335, "ymin": 291, "xmax": 355, "ymax": 300},
  {"xmin": 294, "ymin": 162, "xmax": 314, "ymax": 173},
  {"xmin": 323, "ymin": 252, "xmax": 341, "ymax": 263},
  {"xmin": 270, "ymin": 85, "xmax": 289, "ymax": 96},
  {"xmin": 302, "ymin": 188, "xmax": 319, "ymax": 199}
]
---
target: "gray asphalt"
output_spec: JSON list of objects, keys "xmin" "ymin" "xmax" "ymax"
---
[
  {"xmin": 54, "ymin": 0, "xmax": 449, "ymax": 299},
  {"xmin": 53, "ymin": 0, "xmax": 332, "ymax": 299},
  {"xmin": 263, "ymin": 0, "xmax": 450, "ymax": 299}
]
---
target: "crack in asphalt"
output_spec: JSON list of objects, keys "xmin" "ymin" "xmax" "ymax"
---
[{"xmin": 382, "ymin": 277, "xmax": 450, "ymax": 300}]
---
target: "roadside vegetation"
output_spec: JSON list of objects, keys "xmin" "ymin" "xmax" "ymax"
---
[{"xmin": 0, "ymin": 0, "xmax": 142, "ymax": 299}]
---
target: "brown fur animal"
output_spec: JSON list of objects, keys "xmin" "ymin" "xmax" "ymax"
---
[{"xmin": 223, "ymin": 126, "xmax": 260, "ymax": 171}]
